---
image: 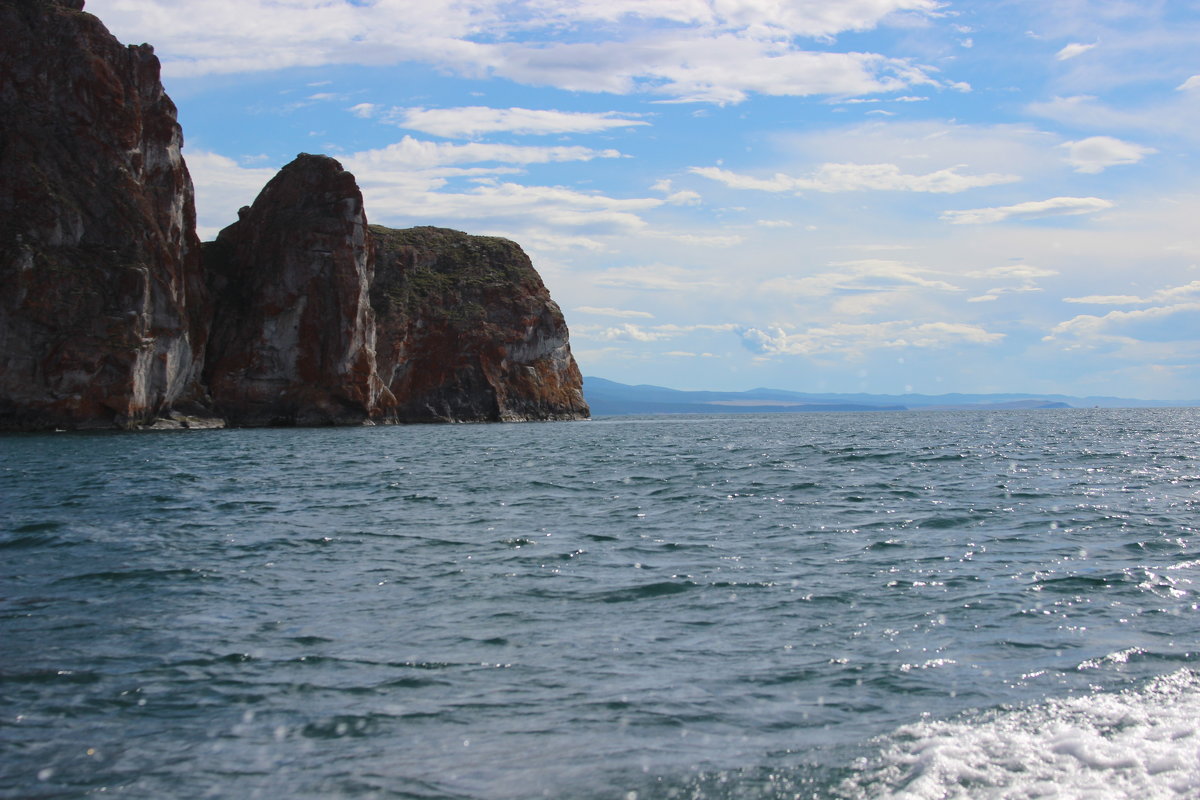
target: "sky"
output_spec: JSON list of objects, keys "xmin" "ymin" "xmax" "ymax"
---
[{"xmin": 86, "ymin": 0, "xmax": 1200, "ymax": 402}]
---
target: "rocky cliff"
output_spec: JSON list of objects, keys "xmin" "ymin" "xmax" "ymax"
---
[
  {"xmin": 201, "ymin": 158, "xmax": 587, "ymax": 425},
  {"xmin": 371, "ymin": 226, "xmax": 589, "ymax": 422},
  {"xmin": 203, "ymin": 155, "xmax": 391, "ymax": 426},
  {"xmin": 0, "ymin": 0, "xmax": 587, "ymax": 430},
  {"xmin": 0, "ymin": 0, "xmax": 207, "ymax": 430}
]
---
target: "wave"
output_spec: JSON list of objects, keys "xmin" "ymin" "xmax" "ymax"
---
[{"xmin": 840, "ymin": 668, "xmax": 1200, "ymax": 799}]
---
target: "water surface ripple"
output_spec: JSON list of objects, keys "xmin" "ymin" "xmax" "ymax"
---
[{"xmin": 2, "ymin": 408, "xmax": 1199, "ymax": 798}]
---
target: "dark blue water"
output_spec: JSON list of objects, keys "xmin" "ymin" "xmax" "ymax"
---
[{"xmin": 3, "ymin": 409, "xmax": 1199, "ymax": 799}]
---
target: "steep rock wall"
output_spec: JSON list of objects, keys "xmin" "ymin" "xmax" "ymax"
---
[
  {"xmin": 0, "ymin": 3, "xmax": 587, "ymax": 430},
  {"xmin": 0, "ymin": 0, "xmax": 207, "ymax": 429},
  {"xmin": 203, "ymin": 154, "xmax": 390, "ymax": 426},
  {"xmin": 370, "ymin": 226, "xmax": 589, "ymax": 422}
]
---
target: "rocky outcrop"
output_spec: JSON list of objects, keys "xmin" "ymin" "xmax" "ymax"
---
[
  {"xmin": 371, "ymin": 226, "xmax": 589, "ymax": 422},
  {"xmin": 0, "ymin": 1, "xmax": 587, "ymax": 430},
  {"xmin": 203, "ymin": 155, "xmax": 390, "ymax": 426},
  {"xmin": 0, "ymin": 0, "xmax": 207, "ymax": 430}
]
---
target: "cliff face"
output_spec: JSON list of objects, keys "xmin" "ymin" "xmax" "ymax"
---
[
  {"xmin": 201, "ymin": 199, "xmax": 587, "ymax": 425},
  {"xmin": 371, "ymin": 226, "xmax": 589, "ymax": 423},
  {"xmin": 0, "ymin": 0, "xmax": 207, "ymax": 430},
  {"xmin": 0, "ymin": 1, "xmax": 587, "ymax": 430},
  {"xmin": 203, "ymin": 155, "xmax": 390, "ymax": 426}
]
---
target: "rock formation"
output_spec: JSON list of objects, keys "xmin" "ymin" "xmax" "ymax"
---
[
  {"xmin": 0, "ymin": 0, "xmax": 588, "ymax": 430},
  {"xmin": 371, "ymin": 226, "xmax": 589, "ymax": 422},
  {"xmin": 203, "ymin": 155, "xmax": 391, "ymax": 426},
  {"xmin": 0, "ymin": 0, "xmax": 207, "ymax": 430}
]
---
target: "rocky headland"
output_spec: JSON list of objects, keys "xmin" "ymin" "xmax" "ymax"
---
[
  {"xmin": 0, "ymin": 0, "xmax": 207, "ymax": 430},
  {"xmin": 0, "ymin": 0, "xmax": 588, "ymax": 430}
]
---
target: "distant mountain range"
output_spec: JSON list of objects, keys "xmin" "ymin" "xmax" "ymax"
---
[{"xmin": 583, "ymin": 377, "xmax": 1176, "ymax": 416}]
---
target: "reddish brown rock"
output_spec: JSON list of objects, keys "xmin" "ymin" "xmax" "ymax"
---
[
  {"xmin": 0, "ymin": 2, "xmax": 586, "ymax": 430},
  {"xmin": 370, "ymin": 226, "xmax": 589, "ymax": 422},
  {"xmin": 203, "ymin": 154, "xmax": 390, "ymax": 426},
  {"xmin": 0, "ymin": 0, "xmax": 208, "ymax": 430}
]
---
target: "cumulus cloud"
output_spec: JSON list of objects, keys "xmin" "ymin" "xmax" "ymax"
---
[
  {"xmin": 344, "ymin": 135, "xmax": 622, "ymax": 169},
  {"xmin": 692, "ymin": 162, "xmax": 1018, "ymax": 194},
  {"xmin": 362, "ymin": 179, "xmax": 663, "ymax": 234},
  {"xmin": 491, "ymin": 37, "xmax": 938, "ymax": 104},
  {"xmin": 87, "ymin": 0, "xmax": 943, "ymax": 103},
  {"xmin": 665, "ymin": 190, "xmax": 703, "ymax": 206},
  {"xmin": 185, "ymin": 150, "xmax": 280, "ymax": 239},
  {"xmin": 383, "ymin": 106, "xmax": 650, "ymax": 138},
  {"xmin": 522, "ymin": 0, "xmax": 941, "ymax": 39},
  {"xmin": 1178, "ymin": 75, "xmax": 1200, "ymax": 91},
  {"xmin": 1044, "ymin": 303, "xmax": 1200, "ymax": 346},
  {"xmin": 649, "ymin": 177, "xmax": 702, "ymax": 204},
  {"xmin": 187, "ymin": 136, "xmax": 671, "ymax": 244},
  {"xmin": 594, "ymin": 323, "xmax": 671, "ymax": 342},
  {"xmin": 1055, "ymin": 42, "xmax": 1097, "ymax": 61},
  {"xmin": 941, "ymin": 196, "xmax": 1113, "ymax": 224},
  {"xmin": 1061, "ymin": 136, "xmax": 1155, "ymax": 173},
  {"xmin": 740, "ymin": 320, "xmax": 1004, "ymax": 357}
]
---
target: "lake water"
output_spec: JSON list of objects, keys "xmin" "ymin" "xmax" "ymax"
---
[{"xmin": 2, "ymin": 408, "xmax": 1199, "ymax": 799}]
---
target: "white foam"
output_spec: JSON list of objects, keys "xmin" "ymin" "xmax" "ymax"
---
[{"xmin": 843, "ymin": 669, "xmax": 1200, "ymax": 799}]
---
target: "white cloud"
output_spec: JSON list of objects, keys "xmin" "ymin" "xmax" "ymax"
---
[
  {"xmin": 387, "ymin": 106, "xmax": 650, "ymax": 138},
  {"xmin": 349, "ymin": 103, "xmax": 378, "ymax": 118},
  {"xmin": 1027, "ymin": 94, "xmax": 1200, "ymax": 142},
  {"xmin": 594, "ymin": 323, "xmax": 671, "ymax": 342},
  {"xmin": 967, "ymin": 285, "xmax": 1043, "ymax": 303},
  {"xmin": 1062, "ymin": 294, "xmax": 1145, "ymax": 305},
  {"xmin": 1044, "ymin": 303, "xmax": 1200, "ymax": 345},
  {"xmin": 756, "ymin": 219, "xmax": 794, "ymax": 227},
  {"xmin": 492, "ymin": 37, "xmax": 938, "ymax": 104},
  {"xmin": 1061, "ymin": 136, "xmax": 1155, "ymax": 173},
  {"xmin": 583, "ymin": 321, "xmax": 736, "ymax": 342},
  {"xmin": 761, "ymin": 259, "xmax": 962, "ymax": 298},
  {"xmin": 88, "ymin": 0, "xmax": 942, "ymax": 103},
  {"xmin": 184, "ymin": 136, "xmax": 677, "ymax": 248},
  {"xmin": 965, "ymin": 263, "xmax": 1057, "ymax": 302},
  {"xmin": 522, "ymin": 0, "xmax": 942, "ymax": 39},
  {"xmin": 655, "ymin": 323, "xmax": 738, "ymax": 334},
  {"xmin": 592, "ymin": 264, "xmax": 724, "ymax": 291},
  {"xmin": 833, "ymin": 95, "xmax": 929, "ymax": 105},
  {"xmin": 665, "ymin": 190, "xmax": 703, "ymax": 206},
  {"xmin": 185, "ymin": 150, "xmax": 280, "ymax": 239},
  {"xmin": 941, "ymin": 196, "xmax": 1113, "ymax": 224},
  {"xmin": 344, "ymin": 136, "xmax": 622, "ymax": 170},
  {"xmin": 359, "ymin": 179, "xmax": 663, "ymax": 234},
  {"xmin": 574, "ymin": 306, "xmax": 655, "ymax": 319},
  {"xmin": 692, "ymin": 162, "xmax": 1018, "ymax": 194},
  {"xmin": 741, "ymin": 320, "xmax": 1004, "ymax": 357},
  {"xmin": 966, "ymin": 264, "xmax": 1059, "ymax": 280},
  {"xmin": 1064, "ymin": 280, "xmax": 1200, "ymax": 305},
  {"xmin": 1178, "ymin": 75, "xmax": 1200, "ymax": 91},
  {"xmin": 1055, "ymin": 42, "xmax": 1097, "ymax": 61},
  {"xmin": 646, "ymin": 231, "xmax": 743, "ymax": 247}
]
